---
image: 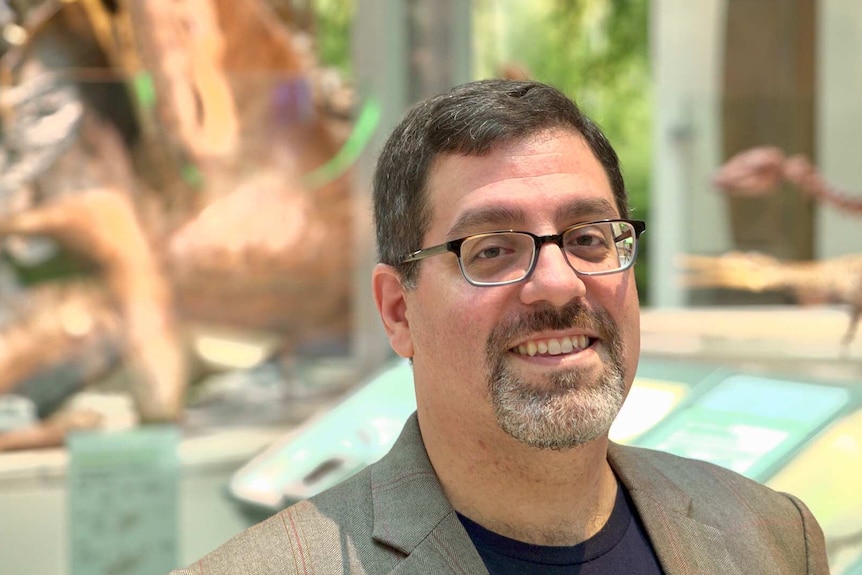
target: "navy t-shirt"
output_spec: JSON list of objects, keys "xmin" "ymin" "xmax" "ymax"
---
[{"xmin": 457, "ymin": 484, "xmax": 664, "ymax": 574}]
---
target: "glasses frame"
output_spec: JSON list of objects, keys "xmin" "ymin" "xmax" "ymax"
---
[{"xmin": 400, "ymin": 218, "xmax": 646, "ymax": 287}]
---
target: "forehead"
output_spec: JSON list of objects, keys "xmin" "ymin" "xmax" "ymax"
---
[{"xmin": 425, "ymin": 129, "xmax": 617, "ymax": 236}]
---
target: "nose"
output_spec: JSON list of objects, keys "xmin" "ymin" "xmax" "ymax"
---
[{"xmin": 519, "ymin": 243, "xmax": 587, "ymax": 307}]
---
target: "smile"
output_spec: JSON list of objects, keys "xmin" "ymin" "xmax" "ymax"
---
[{"xmin": 511, "ymin": 335, "xmax": 592, "ymax": 357}]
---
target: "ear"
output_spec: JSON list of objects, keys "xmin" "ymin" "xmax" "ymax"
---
[{"xmin": 372, "ymin": 263, "xmax": 414, "ymax": 358}]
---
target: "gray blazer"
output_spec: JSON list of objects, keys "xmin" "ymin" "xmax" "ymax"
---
[{"xmin": 171, "ymin": 413, "xmax": 829, "ymax": 574}]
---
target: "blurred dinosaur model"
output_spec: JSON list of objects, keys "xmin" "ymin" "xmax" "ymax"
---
[
  {"xmin": 712, "ymin": 145, "xmax": 862, "ymax": 213},
  {"xmin": 0, "ymin": 0, "xmax": 359, "ymax": 449},
  {"xmin": 680, "ymin": 251, "xmax": 862, "ymax": 347},
  {"xmin": 681, "ymin": 146, "xmax": 862, "ymax": 348}
]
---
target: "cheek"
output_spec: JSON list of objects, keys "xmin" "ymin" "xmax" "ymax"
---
[
  {"xmin": 409, "ymin": 287, "xmax": 497, "ymax": 369},
  {"xmin": 611, "ymin": 275, "xmax": 641, "ymax": 381}
]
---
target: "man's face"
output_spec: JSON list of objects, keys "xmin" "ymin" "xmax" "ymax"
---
[{"xmin": 385, "ymin": 128, "xmax": 640, "ymax": 450}]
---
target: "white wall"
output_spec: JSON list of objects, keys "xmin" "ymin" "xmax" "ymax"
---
[
  {"xmin": 649, "ymin": 0, "xmax": 730, "ymax": 308},
  {"xmin": 650, "ymin": 0, "xmax": 862, "ymax": 308},
  {"xmin": 817, "ymin": 0, "xmax": 862, "ymax": 259}
]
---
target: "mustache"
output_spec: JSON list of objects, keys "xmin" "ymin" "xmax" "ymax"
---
[{"xmin": 488, "ymin": 301, "xmax": 617, "ymax": 348}]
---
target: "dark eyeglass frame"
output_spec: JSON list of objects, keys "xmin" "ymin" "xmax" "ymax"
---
[{"xmin": 400, "ymin": 218, "xmax": 646, "ymax": 287}]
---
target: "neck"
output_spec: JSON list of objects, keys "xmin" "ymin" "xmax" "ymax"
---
[{"xmin": 418, "ymin": 408, "xmax": 618, "ymax": 546}]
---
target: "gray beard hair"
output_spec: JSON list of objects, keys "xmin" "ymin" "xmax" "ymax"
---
[{"xmin": 485, "ymin": 303, "xmax": 627, "ymax": 450}]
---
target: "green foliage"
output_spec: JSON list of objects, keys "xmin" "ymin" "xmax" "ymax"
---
[
  {"xmin": 312, "ymin": 0, "xmax": 653, "ymax": 298},
  {"xmin": 5, "ymin": 248, "xmax": 98, "ymax": 286},
  {"xmin": 313, "ymin": 0, "xmax": 355, "ymax": 78},
  {"xmin": 474, "ymin": 0, "xmax": 652, "ymax": 300}
]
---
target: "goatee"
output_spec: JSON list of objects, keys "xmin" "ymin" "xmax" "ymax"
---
[{"xmin": 485, "ymin": 302, "xmax": 626, "ymax": 450}]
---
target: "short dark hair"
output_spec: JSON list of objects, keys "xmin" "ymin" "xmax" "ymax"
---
[{"xmin": 372, "ymin": 79, "xmax": 627, "ymax": 287}]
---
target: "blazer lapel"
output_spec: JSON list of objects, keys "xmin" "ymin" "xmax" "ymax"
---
[
  {"xmin": 608, "ymin": 443, "xmax": 743, "ymax": 575},
  {"xmin": 365, "ymin": 418, "xmax": 748, "ymax": 574},
  {"xmin": 370, "ymin": 413, "xmax": 488, "ymax": 575},
  {"xmin": 388, "ymin": 513, "xmax": 489, "ymax": 575}
]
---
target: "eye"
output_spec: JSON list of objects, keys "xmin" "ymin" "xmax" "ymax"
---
[
  {"xmin": 566, "ymin": 227, "xmax": 609, "ymax": 249},
  {"xmin": 461, "ymin": 233, "xmax": 526, "ymax": 267},
  {"xmin": 577, "ymin": 234, "xmax": 602, "ymax": 246},
  {"xmin": 468, "ymin": 237, "xmax": 517, "ymax": 261}
]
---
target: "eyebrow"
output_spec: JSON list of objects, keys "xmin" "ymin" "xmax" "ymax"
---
[
  {"xmin": 448, "ymin": 206, "xmax": 526, "ymax": 238},
  {"xmin": 447, "ymin": 197, "xmax": 619, "ymax": 238},
  {"xmin": 555, "ymin": 198, "xmax": 618, "ymax": 223}
]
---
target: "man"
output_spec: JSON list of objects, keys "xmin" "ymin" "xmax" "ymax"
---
[{"xmin": 171, "ymin": 79, "xmax": 828, "ymax": 574}]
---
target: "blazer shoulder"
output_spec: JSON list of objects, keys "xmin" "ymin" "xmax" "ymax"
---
[
  {"xmin": 612, "ymin": 443, "xmax": 817, "ymax": 524},
  {"xmin": 611, "ymin": 444, "xmax": 829, "ymax": 574},
  {"xmin": 168, "ymin": 463, "xmax": 388, "ymax": 575},
  {"xmin": 617, "ymin": 443, "xmax": 772, "ymax": 489}
]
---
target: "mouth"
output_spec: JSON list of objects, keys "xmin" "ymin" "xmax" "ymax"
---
[{"xmin": 510, "ymin": 334, "xmax": 594, "ymax": 357}]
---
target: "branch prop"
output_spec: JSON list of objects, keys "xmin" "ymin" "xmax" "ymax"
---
[
  {"xmin": 714, "ymin": 146, "xmax": 862, "ymax": 214},
  {"xmin": 124, "ymin": 0, "xmax": 239, "ymax": 162},
  {"xmin": 782, "ymin": 154, "xmax": 862, "ymax": 214}
]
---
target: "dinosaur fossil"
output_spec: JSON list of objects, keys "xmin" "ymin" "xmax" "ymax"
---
[
  {"xmin": 679, "ymin": 251, "xmax": 862, "ymax": 347},
  {"xmin": 682, "ymin": 145, "xmax": 862, "ymax": 348}
]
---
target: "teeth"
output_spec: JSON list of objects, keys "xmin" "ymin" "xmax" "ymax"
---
[{"xmin": 513, "ymin": 336, "xmax": 590, "ymax": 356}]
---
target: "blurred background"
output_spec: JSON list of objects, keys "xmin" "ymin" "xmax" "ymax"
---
[{"xmin": 0, "ymin": 1, "xmax": 859, "ymax": 574}]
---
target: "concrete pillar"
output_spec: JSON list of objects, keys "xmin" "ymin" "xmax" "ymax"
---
[{"xmin": 350, "ymin": 0, "xmax": 472, "ymax": 373}]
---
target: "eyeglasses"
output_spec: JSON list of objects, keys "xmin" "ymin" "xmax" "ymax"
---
[{"xmin": 401, "ymin": 219, "xmax": 646, "ymax": 287}]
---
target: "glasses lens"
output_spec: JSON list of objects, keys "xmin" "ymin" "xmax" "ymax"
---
[
  {"xmin": 563, "ymin": 221, "xmax": 637, "ymax": 274},
  {"xmin": 459, "ymin": 232, "xmax": 535, "ymax": 284}
]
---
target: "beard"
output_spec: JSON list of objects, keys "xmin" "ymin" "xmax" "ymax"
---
[{"xmin": 485, "ymin": 302, "xmax": 627, "ymax": 450}]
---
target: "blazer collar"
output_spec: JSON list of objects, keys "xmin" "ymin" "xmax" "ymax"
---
[
  {"xmin": 370, "ymin": 413, "xmax": 488, "ymax": 574},
  {"xmin": 608, "ymin": 442, "xmax": 743, "ymax": 575}
]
